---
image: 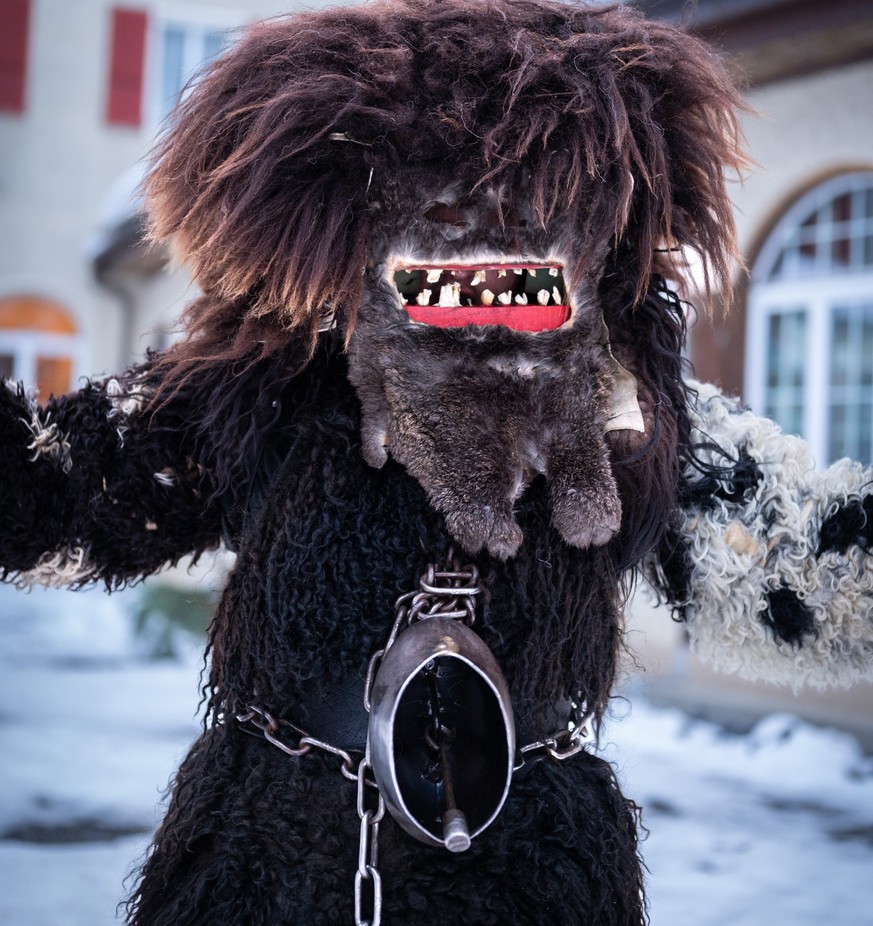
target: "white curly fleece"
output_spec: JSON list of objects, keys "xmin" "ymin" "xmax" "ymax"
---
[{"xmin": 671, "ymin": 380, "xmax": 873, "ymax": 689}]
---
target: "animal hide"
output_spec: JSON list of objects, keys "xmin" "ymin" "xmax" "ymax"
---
[{"xmin": 347, "ymin": 265, "xmax": 621, "ymax": 558}]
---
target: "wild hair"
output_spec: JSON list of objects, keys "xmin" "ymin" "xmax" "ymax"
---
[{"xmin": 147, "ymin": 0, "xmax": 746, "ymax": 368}]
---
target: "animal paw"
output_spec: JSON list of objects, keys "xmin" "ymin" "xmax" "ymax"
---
[
  {"xmin": 550, "ymin": 486, "xmax": 621, "ymax": 549},
  {"xmin": 445, "ymin": 505, "xmax": 524, "ymax": 560},
  {"xmin": 358, "ymin": 419, "xmax": 389, "ymax": 469}
]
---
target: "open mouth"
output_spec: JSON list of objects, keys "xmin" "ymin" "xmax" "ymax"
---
[{"xmin": 392, "ymin": 263, "xmax": 570, "ymax": 332}]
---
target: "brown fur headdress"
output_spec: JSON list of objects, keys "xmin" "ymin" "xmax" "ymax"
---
[
  {"xmin": 143, "ymin": 0, "xmax": 747, "ymax": 564},
  {"xmin": 147, "ymin": 0, "xmax": 745, "ymax": 353}
]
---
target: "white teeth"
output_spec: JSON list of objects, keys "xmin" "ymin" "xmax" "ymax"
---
[
  {"xmin": 436, "ymin": 282, "xmax": 462, "ymax": 306},
  {"xmin": 400, "ymin": 295, "xmax": 408, "ymax": 305},
  {"xmin": 536, "ymin": 289, "xmax": 550, "ymax": 305},
  {"xmin": 426, "ymin": 269, "xmax": 442, "ymax": 283},
  {"xmin": 514, "ymin": 293, "xmax": 529, "ymax": 305},
  {"xmin": 416, "ymin": 289, "xmax": 432, "ymax": 306},
  {"xmin": 497, "ymin": 269, "xmax": 507, "ymax": 278},
  {"xmin": 481, "ymin": 289, "xmax": 495, "ymax": 306},
  {"xmin": 497, "ymin": 291, "xmax": 512, "ymax": 305},
  {"xmin": 471, "ymin": 270, "xmax": 486, "ymax": 285},
  {"xmin": 548, "ymin": 267, "xmax": 559, "ymax": 277},
  {"xmin": 513, "ymin": 268, "xmax": 523, "ymax": 275},
  {"xmin": 552, "ymin": 286, "xmax": 562, "ymax": 304},
  {"xmin": 527, "ymin": 269, "xmax": 539, "ymax": 278}
]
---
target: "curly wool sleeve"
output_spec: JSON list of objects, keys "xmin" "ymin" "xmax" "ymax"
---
[
  {"xmin": 0, "ymin": 368, "xmax": 223, "ymax": 589},
  {"xmin": 649, "ymin": 380, "xmax": 873, "ymax": 689}
]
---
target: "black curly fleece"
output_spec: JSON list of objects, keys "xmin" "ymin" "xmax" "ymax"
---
[
  {"xmin": 127, "ymin": 349, "xmax": 643, "ymax": 924},
  {"xmin": 1, "ymin": 349, "xmax": 646, "ymax": 924}
]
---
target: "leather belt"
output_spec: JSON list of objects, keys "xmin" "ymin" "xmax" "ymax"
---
[{"xmin": 287, "ymin": 670, "xmax": 573, "ymax": 754}]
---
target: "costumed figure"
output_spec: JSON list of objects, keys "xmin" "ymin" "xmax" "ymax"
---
[{"xmin": 2, "ymin": 1, "xmax": 872, "ymax": 923}]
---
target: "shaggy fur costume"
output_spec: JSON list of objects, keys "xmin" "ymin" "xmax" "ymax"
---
[{"xmin": 2, "ymin": 2, "xmax": 872, "ymax": 924}]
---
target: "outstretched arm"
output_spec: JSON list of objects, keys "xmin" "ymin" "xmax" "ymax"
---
[
  {"xmin": 648, "ymin": 381, "xmax": 873, "ymax": 689},
  {"xmin": 0, "ymin": 363, "xmax": 223, "ymax": 589}
]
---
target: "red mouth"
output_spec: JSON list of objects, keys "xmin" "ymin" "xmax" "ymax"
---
[{"xmin": 393, "ymin": 263, "xmax": 570, "ymax": 332}]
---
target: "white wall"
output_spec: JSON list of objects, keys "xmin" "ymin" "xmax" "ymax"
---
[
  {"xmin": 0, "ymin": 0, "xmax": 351, "ymax": 382},
  {"xmin": 734, "ymin": 58, "xmax": 873, "ymax": 266}
]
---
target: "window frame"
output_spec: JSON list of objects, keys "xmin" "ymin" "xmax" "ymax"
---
[
  {"xmin": 746, "ymin": 171, "xmax": 873, "ymax": 466},
  {"xmin": 0, "ymin": 327, "xmax": 83, "ymax": 399},
  {"xmin": 143, "ymin": 4, "xmax": 243, "ymax": 129}
]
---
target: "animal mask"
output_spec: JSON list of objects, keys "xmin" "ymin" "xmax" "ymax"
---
[{"xmin": 146, "ymin": 0, "xmax": 745, "ymax": 557}]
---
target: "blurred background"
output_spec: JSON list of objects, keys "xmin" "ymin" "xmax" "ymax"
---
[{"xmin": 0, "ymin": 1, "xmax": 872, "ymax": 924}]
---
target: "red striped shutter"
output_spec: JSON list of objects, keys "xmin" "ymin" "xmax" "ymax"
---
[
  {"xmin": 106, "ymin": 7, "xmax": 147, "ymax": 126},
  {"xmin": 0, "ymin": 0, "xmax": 31, "ymax": 112}
]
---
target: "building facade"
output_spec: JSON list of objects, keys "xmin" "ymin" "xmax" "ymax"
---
[
  {"xmin": 0, "ymin": 0, "xmax": 335, "ymax": 398},
  {"xmin": 664, "ymin": 0, "xmax": 873, "ymax": 468}
]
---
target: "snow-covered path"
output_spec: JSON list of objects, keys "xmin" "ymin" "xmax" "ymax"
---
[{"xmin": 1, "ymin": 584, "xmax": 871, "ymax": 926}]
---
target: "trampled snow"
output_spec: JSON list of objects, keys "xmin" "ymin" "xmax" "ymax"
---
[{"xmin": 0, "ymin": 583, "xmax": 871, "ymax": 926}]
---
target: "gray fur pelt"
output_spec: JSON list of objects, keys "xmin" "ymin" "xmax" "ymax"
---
[{"xmin": 347, "ymin": 266, "xmax": 621, "ymax": 560}]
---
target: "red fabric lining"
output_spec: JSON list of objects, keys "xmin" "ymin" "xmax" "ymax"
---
[{"xmin": 405, "ymin": 304, "xmax": 570, "ymax": 332}]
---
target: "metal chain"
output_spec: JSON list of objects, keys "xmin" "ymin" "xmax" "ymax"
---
[
  {"xmin": 364, "ymin": 556, "xmax": 480, "ymax": 712},
  {"xmin": 233, "ymin": 556, "xmax": 594, "ymax": 924},
  {"xmin": 235, "ymin": 705, "xmax": 359, "ymax": 782},
  {"xmin": 513, "ymin": 700, "xmax": 596, "ymax": 772},
  {"xmin": 354, "ymin": 750, "xmax": 385, "ymax": 926}
]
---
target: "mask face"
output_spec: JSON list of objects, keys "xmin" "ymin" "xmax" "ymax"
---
[
  {"xmin": 142, "ymin": 0, "xmax": 744, "ymax": 567},
  {"xmin": 346, "ymin": 174, "xmax": 622, "ymax": 560}
]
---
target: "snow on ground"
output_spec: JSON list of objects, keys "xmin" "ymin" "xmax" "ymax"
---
[
  {"xmin": 0, "ymin": 583, "xmax": 872, "ymax": 926},
  {"xmin": 601, "ymin": 701, "xmax": 873, "ymax": 926}
]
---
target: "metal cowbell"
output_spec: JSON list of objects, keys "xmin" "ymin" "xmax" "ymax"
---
[{"xmin": 367, "ymin": 617, "xmax": 515, "ymax": 851}]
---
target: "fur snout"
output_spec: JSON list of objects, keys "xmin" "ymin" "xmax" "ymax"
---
[{"xmin": 347, "ymin": 271, "xmax": 621, "ymax": 558}]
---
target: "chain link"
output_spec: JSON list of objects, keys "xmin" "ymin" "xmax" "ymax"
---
[
  {"xmin": 364, "ymin": 556, "xmax": 480, "ymax": 711},
  {"xmin": 513, "ymin": 701, "xmax": 595, "ymax": 771},
  {"xmin": 235, "ymin": 705, "xmax": 359, "ymax": 780},
  {"xmin": 354, "ymin": 753, "xmax": 385, "ymax": 926}
]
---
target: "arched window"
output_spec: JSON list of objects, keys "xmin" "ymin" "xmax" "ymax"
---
[
  {"xmin": 746, "ymin": 171, "xmax": 873, "ymax": 464},
  {"xmin": 0, "ymin": 296, "xmax": 80, "ymax": 400}
]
